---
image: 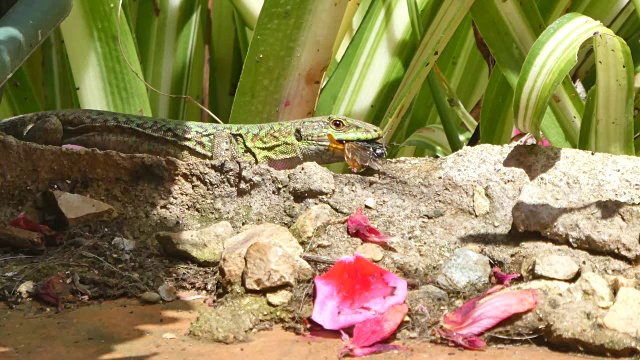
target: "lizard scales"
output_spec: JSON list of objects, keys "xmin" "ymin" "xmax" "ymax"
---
[{"xmin": 0, "ymin": 109, "xmax": 383, "ymax": 170}]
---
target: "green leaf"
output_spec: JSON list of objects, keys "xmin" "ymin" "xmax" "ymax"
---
[
  {"xmin": 316, "ymin": 0, "xmax": 418, "ymax": 122},
  {"xmin": 229, "ymin": 0, "xmax": 348, "ymax": 124},
  {"xmin": 578, "ymin": 85, "xmax": 597, "ymax": 150},
  {"xmin": 514, "ymin": 12, "xmax": 633, "ymax": 155},
  {"xmin": 579, "ymin": 33, "xmax": 634, "ymax": 154},
  {"xmin": 230, "ymin": 0, "xmax": 263, "ymax": 30},
  {"xmin": 480, "ymin": 65, "xmax": 514, "ymax": 145},
  {"xmin": 210, "ymin": 0, "xmax": 244, "ymax": 122},
  {"xmin": 134, "ymin": 0, "xmax": 205, "ymax": 120},
  {"xmin": 471, "ymin": 0, "xmax": 581, "ymax": 147},
  {"xmin": 404, "ymin": 124, "xmax": 452, "ymax": 157},
  {"xmin": 381, "ymin": 0, "xmax": 475, "ymax": 140},
  {"xmin": 42, "ymin": 28, "xmax": 79, "ymax": 110},
  {"xmin": 427, "ymin": 69, "xmax": 463, "ymax": 152},
  {"xmin": 60, "ymin": 0, "xmax": 151, "ymax": 115},
  {"xmin": 398, "ymin": 14, "xmax": 488, "ymax": 152},
  {"xmin": 2, "ymin": 67, "xmax": 43, "ymax": 116}
]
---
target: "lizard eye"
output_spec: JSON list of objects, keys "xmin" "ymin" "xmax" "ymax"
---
[{"xmin": 331, "ymin": 118, "xmax": 345, "ymax": 130}]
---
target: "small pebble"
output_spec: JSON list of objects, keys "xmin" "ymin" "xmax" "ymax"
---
[
  {"xmin": 140, "ymin": 291, "xmax": 162, "ymax": 303},
  {"xmin": 158, "ymin": 283, "xmax": 177, "ymax": 302},
  {"xmin": 364, "ymin": 198, "xmax": 377, "ymax": 209}
]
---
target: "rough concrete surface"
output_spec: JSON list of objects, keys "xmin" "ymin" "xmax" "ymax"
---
[{"xmin": 2, "ymin": 136, "xmax": 640, "ymax": 355}]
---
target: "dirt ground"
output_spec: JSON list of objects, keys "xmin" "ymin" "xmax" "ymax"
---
[{"xmin": 0, "ymin": 299, "xmax": 589, "ymax": 360}]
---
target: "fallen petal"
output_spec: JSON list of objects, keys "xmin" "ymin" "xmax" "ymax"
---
[
  {"xmin": 492, "ymin": 267, "xmax": 521, "ymax": 286},
  {"xmin": 353, "ymin": 304, "xmax": 408, "ymax": 347},
  {"xmin": 9, "ymin": 213, "xmax": 64, "ymax": 245},
  {"xmin": 435, "ymin": 328, "xmax": 486, "ymax": 350},
  {"xmin": 311, "ymin": 254, "xmax": 407, "ymax": 330},
  {"xmin": 442, "ymin": 287, "xmax": 538, "ymax": 337},
  {"xmin": 346, "ymin": 207, "xmax": 392, "ymax": 244},
  {"xmin": 36, "ymin": 273, "xmax": 73, "ymax": 308}
]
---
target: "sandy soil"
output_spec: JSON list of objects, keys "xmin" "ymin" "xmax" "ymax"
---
[{"xmin": 0, "ymin": 299, "xmax": 590, "ymax": 360}]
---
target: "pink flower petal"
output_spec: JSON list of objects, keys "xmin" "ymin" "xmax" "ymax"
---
[
  {"xmin": 492, "ymin": 267, "xmax": 521, "ymax": 286},
  {"xmin": 441, "ymin": 287, "xmax": 538, "ymax": 337},
  {"xmin": 311, "ymin": 254, "xmax": 407, "ymax": 330},
  {"xmin": 353, "ymin": 304, "xmax": 408, "ymax": 347},
  {"xmin": 347, "ymin": 207, "xmax": 392, "ymax": 244}
]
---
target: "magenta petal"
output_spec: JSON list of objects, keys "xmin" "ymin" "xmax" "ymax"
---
[
  {"xmin": 492, "ymin": 267, "xmax": 521, "ymax": 286},
  {"xmin": 311, "ymin": 254, "xmax": 408, "ymax": 330},
  {"xmin": 442, "ymin": 288, "xmax": 538, "ymax": 336},
  {"xmin": 353, "ymin": 304, "xmax": 408, "ymax": 347},
  {"xmin": 347, "ymin": 207, "xmax": 392, "ymax": 244}
]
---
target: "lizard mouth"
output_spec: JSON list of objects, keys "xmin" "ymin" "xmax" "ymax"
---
[{"xmin": 327, "ymin": 134, "xmax": 346, "ymax": 150}]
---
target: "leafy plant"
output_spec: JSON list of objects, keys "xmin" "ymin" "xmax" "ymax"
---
[{"xmin": 2, "ymin": 0, "xmax": 640, "ymax": 158}]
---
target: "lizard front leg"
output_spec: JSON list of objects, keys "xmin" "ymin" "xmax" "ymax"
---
[{"xmin": 209, "ymin": 132, "xmax": 257, "ymax": 163}]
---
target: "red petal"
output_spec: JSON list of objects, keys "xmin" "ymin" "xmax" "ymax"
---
[
  {"xmin": 353, "ymin": 304, "xmax": 408, "ymax": 347},
  {"xmin": 10, "ymin": 213, "xmax": 43, "ymax": 232},
  {"xmin": 442, "ymin": 287, "xmax": 538, "ymax": 336},
  {"xmin": 36, "ymin": 273, "xmax": 70, "ymax": 306},
  {"xmin": 311, "ymin": 254, "xmax": 407, "ymax": 330},
  {"xmin": 9, "ymin": 213, "xmax": 64, "ymax": 245},
  {"xmin": 347, "ymin": 208, "xmax": 392, "ymax": 244},
  {"xmin": 492, "ymin": 267, "xmax": 521, "ymax": 286}
]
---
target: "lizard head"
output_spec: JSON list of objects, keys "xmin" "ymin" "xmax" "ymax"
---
[
  {"xmin": 297, "ymin": 115, "xmax": 382, "ymax": 145},
  {"xmin": 294, "ymin": 115, "xmax": 383, "ymax": 166}
]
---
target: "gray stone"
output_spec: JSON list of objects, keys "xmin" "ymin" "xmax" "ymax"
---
[
  {"xmin": 364, "ymin": 198, "xmax": 377, "ymax": 209},
  {"xmin": 289, "ymin": 204, "xmax": 334, "ymax": 242},
  {"xmin": 243, "ymin": 241, "xmax": 300, "ymax": 290},
  {"xmin": 189, "ymin": 296, "xmax": 273, "ymax": 343},
  {"xmin": 511, "ymin": 280, "xmax": 640, "ymax": 355},
  {"xmin": 436, "ymin": 248, "xmax": 491, "ymax": 291},
  {"xmin": 140, "ymin": 291, "xmax": 162, "ymax": 303},
  {"xmin": 510, "ymin": 147, "xmax": 640, "ymax": 260},
  {"xmin": 111, "ymin": 236, "xmax": 135, "ymax": 251},
  {"xmin": 355, "ymin": 243, "xmax": 384, "ymax": 262},
  {"xmin": 534, "ymin": 255, "xmax": 579, "ymax": 280},
  {"xmin": 578, "ymin": 272, "xmax": 614, "ymax": 308},
  {"xmin": 266, "ymin": 289, "xmax": 293, "ymax": 306},
  {"xmin": 288, "ymin": 162, "xmax": 335, "ymax": 197},
  {"xmin": 220, "ymin": 223, "xmax": 311, "ymax": 286},
  {"xmin": 473, "ymin": 186, "xmax": 491, "ymax": 216},
  {"xmin": 155, "ymin": 221, "xmax": 234, "ymax": 266},
  {"xmin": 158, "ymin": 283, "xmax": 177, "ymax": 302},
  {"xmin": 53, "ymin": 190, "xmax": 117, "ymax": 225},
  {"xmin": 604, "ymin": 287, "xmax": 640, "ymax": 337}
]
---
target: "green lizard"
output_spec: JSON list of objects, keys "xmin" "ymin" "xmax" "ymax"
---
[{"xmin": 0, "ymin": 109, "xmax": 383, "ymax": 170}]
